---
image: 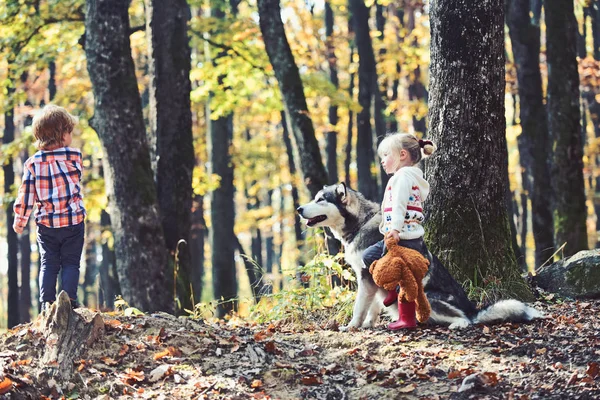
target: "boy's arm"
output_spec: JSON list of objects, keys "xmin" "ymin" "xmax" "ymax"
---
[{"xmin": 13, "ymin": 163, "xmax": 36, "ymax": 233}]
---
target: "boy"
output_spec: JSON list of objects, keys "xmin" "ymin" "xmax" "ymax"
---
[{"xmin": 13, "ymin": 104, "xmax": 86, "ymax": 311}]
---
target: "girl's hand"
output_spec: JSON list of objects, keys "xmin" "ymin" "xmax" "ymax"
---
[
  {"xmin": 387, "ymin": 229, "xmax": 400, "ymax": 242},
  {"xmin": 13, "ymin": 224, "xmax": 23, "ymax": 235}
]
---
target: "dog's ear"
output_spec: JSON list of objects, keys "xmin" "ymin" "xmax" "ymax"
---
[{"xmin": 336, "ymin": 182, "xmax": 347, "ymax": 203}]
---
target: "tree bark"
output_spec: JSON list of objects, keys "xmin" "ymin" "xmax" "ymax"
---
[
  {"xmin": 190, "ymin": 194, "xmax": 205, "ymax": 304},
  {"xmin": 546, "ymin": 0, "xmax": 589, "ymax": 256},
  {"xmin": 349, "ymin": 0, "xmax": 379, "ymax": 201},
  {"xmin": 4, "ymin": 89, "xmax": 20, "ymax": 328},
  {"xmin": 325, "ymin": 0, "xmax": 342, "ymax": 257},
  {"xmin": 99, "ymin": 210, "xmax": 117, "ymax": 309},
  {"xmin": 36, "ymin": 291, "xmax": 104, "ymax": 378},
  {"xmin": 426, "ymin": 0, "xmax": 532, "ymax": 299},
  {"xmin": 506, "ymin": 0, "xmax": 555, "ymax": 267},
  {"xmin": 145, "ymin": 0, "xmax": 195, "ymax": 314},
  {"xmin": 207, "ymin": 3, "xmax": 238, "ymax": 318},
  {"xmin": 257, "ymin": 0, "xmax": 328, "ymax": 197},
  {"xmin": 345, "ymin": 44, "xmax": 355, "ymax": 186},
  {"xmin": 85, "ymin": 0, "xmax": 172, "ymax": 312}
]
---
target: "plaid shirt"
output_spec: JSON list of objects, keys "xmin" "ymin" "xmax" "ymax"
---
[{"xmin": 13, "ymin": 147, "xmax": 86, "ymax": 229}]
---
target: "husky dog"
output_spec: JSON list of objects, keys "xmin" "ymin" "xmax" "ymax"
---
[{"xmin": 297, "ymin": 183, "xmax": 543, "ymax": 330}]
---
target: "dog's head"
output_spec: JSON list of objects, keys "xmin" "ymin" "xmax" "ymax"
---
[{"xmin": 297, "ymin": 183, "xmax": 355, "ymax": 229}]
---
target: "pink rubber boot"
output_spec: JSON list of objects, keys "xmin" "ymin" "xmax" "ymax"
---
[
  {"xmin": 388, "ymin": 301, "xmax": 417, "ymax": 330},
  {"xmin": 383, "ymin": 289, "xmax": 398, "ymax": 307}
]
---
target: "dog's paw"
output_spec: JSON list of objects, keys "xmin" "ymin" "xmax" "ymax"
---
[
  {"xmin": 340, "ymin": 321, "xmax": 361, "ymax": 332},
  {"xmin": 448, "ymin": 319, "xmax": 471, "ymax": 330}
]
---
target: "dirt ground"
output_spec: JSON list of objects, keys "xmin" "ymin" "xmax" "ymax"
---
[{"xmin": 0, "ymin": 299, "xmax": 598, "ymax": 399}]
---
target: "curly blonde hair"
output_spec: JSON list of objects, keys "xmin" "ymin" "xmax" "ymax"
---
[{"xmin": 32, "ymin": 105, "xmax": 76, "ymax": 150}]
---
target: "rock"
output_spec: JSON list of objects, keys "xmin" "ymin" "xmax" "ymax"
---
[{"xmin": 536, "ymin": 250, "xmax": 600, "ymax": 299}]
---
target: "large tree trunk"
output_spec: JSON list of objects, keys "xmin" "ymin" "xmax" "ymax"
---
[
  {"xmin": 257, "ymin": 0, "xmax": 328, "ymax": 197},
  {"xmin": 145, "ymin": 0, "xmax": 195, "ymax": 314},
  {"xmin": 349, "ymin": 0, "xmax": 379, "ymax": 201},
  {"xmin": 85, "ymin": 0, "xmax": 172, "ymax": 313},
  {"xmin": 208, "ymin": 3, "xmax": 238, "ymax": 318},
  {"xmin": 546, "ymin": 0, "xmax": 589, "ymax": 256},
  {"xmin": 4, "ymin": 90, "xmax": 20, "ymax": 328},
  {"xmin": 324, "ymin": 0, "xmax": 342, "ymax": 258},
  {"xmin": 190, "ymin": 194, "xmax": 205, "ymax": 303},
  {"xmin": 99, "ymin": 210, "xmax": 117, "ymax": 309},
  {"xmin": 19, "ymin": 99, "xmax": 33, "ymax": 324},
  {"xmin": 426, "ymin": 0, "xmax": 532, "ymax": 300},
  {"xmin": 209, "ymin": 112, "xmax": 236, "ymax": 317},
  {"xmin": 506, "ymin": 0, "xmax": 555, "ymax": 267}
]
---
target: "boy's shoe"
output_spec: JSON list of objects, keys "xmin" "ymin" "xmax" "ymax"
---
[{"xmin": 70, "ymin": 299, "xmax": 81, "ymax": 309}]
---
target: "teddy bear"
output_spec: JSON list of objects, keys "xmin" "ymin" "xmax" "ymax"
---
[{"xmin": 369, "ymin": 236, "xmax": 431, "ymax": 328}]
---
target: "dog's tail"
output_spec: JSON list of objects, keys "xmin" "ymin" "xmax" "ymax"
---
[{"xmin": 472, "ymin": 299, "xmax": 544, "ymax": 325}]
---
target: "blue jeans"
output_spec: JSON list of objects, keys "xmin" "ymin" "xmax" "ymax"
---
[
  {"xmin": 362, "ymin": 237, "xmax": 429, "ymax": 270},
  {"xmin": 37, "ymin": 222, "xmax": 85, "ymax": 303}
]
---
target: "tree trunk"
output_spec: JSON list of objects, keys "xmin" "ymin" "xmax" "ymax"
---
[
  {"xmin": 591, "ymin": 1, "xmax": 600, "ymax": 60},
  {"xmin": 546, "ymin": 0, "xmax": 589, "ymax": 256},
  {"xmin": 207, "ymin": 3, "xmax": 238, "ymax": 318},
  {"xmin": 19, "ymin": 101, "xmax": 33, "ymax": 324},
  {"xmin": 506, "ymin": 0, "xmax": 555, "ymax": 267},
  {"xmin": 99, "ymin": 210, "xmax": 116, "ymax": 309},
  {"xmin": 405, "ymin": 2, "xmax": 427, "ymax": 136},
  {"xmin": 345, "ymin": 45, "xmax": 355, "ymax": 186},
  {"xmin": 426, "ymin": 0, "xmax": 532, "ymax": 300},
  {"xmin": 190, "ymin": 194, "xmax": 205, "ymax": 303},
  {"xmin": 82, "ymin": 225, "xmax": 97, "ymax": 307},
  {"xmin": 85, "ymin": 0, "xmax": 172, "ymax": 312},
  {"xmin": 325, "ymin": 0, "xmax": 342, "ymax": 257},
  {"xmin": 146, "ymin": 0, "xmax": 195, "ymax": 314},
  {"xmin": 349, "ymin": 0, "xmax": 379, "ymax": 201},
  {"xmin": 257, "ymin": 0, "xmax": 328, "ymax": 197},
  {"xmin": 4, "ymin": 91, "xmax": 20, "ymax": 328}
]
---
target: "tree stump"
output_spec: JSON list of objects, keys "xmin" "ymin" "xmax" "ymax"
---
[{"xmin": 36, "ymin": 291, "xmax": 104, "ymax": 378}]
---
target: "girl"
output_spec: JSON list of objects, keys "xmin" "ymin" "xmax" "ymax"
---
[{"xmin": 362, "ymin": 133, "xmax": 436, "ymax": 330}]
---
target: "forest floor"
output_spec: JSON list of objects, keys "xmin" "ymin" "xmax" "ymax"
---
[{"xmin": 0, "ymin": 299, "xmax": 598, "ymax": 400}]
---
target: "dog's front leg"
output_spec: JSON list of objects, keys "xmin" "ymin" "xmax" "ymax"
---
[{"xmin": 341, "ymin": 277, "xmax": 378, "ymax": 331}]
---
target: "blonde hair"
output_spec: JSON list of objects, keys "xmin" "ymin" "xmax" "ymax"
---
[
  {"xmin": 377, "ymin": 133, "xmax": 436, "ymax": 164},
  {"xmin": 32, "ymin": 105, "xmax": 76, "ymax": 150}
]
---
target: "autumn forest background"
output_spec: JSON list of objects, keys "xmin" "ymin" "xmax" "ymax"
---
[{"xmin": 0, "ymin": 0, "xmax": 598, "ymax": 329}]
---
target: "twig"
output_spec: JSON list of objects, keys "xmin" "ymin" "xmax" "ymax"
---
[{"xmin": 535, "ymin": 242, "xmax": 567, "ymax": 273}]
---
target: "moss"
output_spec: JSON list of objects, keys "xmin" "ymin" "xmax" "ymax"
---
[{"xmin": 565, "ymin": 263, "xmax": 600, "ymax": 295}]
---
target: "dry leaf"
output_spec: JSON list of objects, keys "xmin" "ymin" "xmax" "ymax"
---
[
  {"xmin": 231, "ymin": 343, "xmax": 240, "ymax": 353},
  {"xmin": 482, "ymin": 326, "xmax": 490, "ymax": 334},
  {"xmin": 483, "ymin": 372, "xmax": 499, "ymax": 386},
  {"xmin": 399, "ymin": 383, "xmax": 417, "ymax": 393},
  {"xmin": 121, "ymin": 368, "xmax": 145, "ymax": 385},
  {"xmin": 149, "ymin": 365, "xmax": 171, "ymax": 382},
  {"xmin": 100, "ymin": 357, "xmax": 119, "ymax": 366},
  {"xmin": 264, "ymin": 341, "xmax": 277, "ymax": 354},
  {"xmin": 118, "ymin": 344, "xmax": 130, "ymax": 357},
  {"xmin": 250, "ymin": 379, "xmax": 263, "ymax": 388},
  {"xmin": 586, "ymin": 362, "xmax": 599, "ymax": 379},
  {"xmin": 12, "ymin": 358, "xmax": 32, "ymax": 367},
  {"xmin": 301, "ymin": 375, "xmax": 322, "ymax": 385},
  {"xmin": 0, "ymin": 377, "xmax": 13, "ymax": 395},
  {"xmin": 105, "ymin": 319, "xmax": 122, "ymax": 329}
]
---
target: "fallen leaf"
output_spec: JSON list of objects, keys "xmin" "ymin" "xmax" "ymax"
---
[
  {"xmin": 12, "ymin": 358, "xmax": 32, "ymax": 367},
  {"xmin": 231, "ymin": 343, "xmax": 240, "ymax": 353},
  {"xmin": 399, "ymin": 383, "xmax": 416, "ymax": 393},
  {"xmin": 121, "ymin": 368, "xmax": 145, "ymax": 385},
  {"xmin": 118, "ymin": 344, "xmax": 130, "ymax": 357},
  {"xmin": 567, "ymin": 371, "xmax": 578, "ymax": 386},
  {"xmin": 301, "ymin": 375, "xmax": 322, "ymax": 385},
  {"xmin": 250, "ymin": 379, "xmax": 263, "ymax": 388},
  {"xmin": 586, "ymin": 362, "xmax": 599, "ymax": 379},
  {"xmin": 105, "ymin": 319, "xmax": 122, "ymax": 329},
  {"xmin": 100, "ymin": 357, "xmax": 119, "ymax": 366},
  {"xmin": 148, "ymin": 365, "xmax": 171, "ymax": 382},
  {"xmin": 448, "ymin": 370, "xmax": 462, "ymax": 379},
  {"xmin": 483, "ymin": 372, "xmax": 499, "ymax": 386},
  {"xmin": 264, "ymin": 341, "xmax": 277, "ymax": 354},
  {"xmin": 535, "ymin": 348, "xmax": 547, "ymax": 355},
  {"xmin": 0, "ymin": 377, "xmax": 13, "ymax": 395},
  {"xmin": 482, "ymin": 326, "xmax": 490, "ymax": 334}
]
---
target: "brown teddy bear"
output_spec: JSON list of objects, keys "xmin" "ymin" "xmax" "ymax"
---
[{"xmin": 369, "ymin": 236, "xmax": 431, "ymax": 329}]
